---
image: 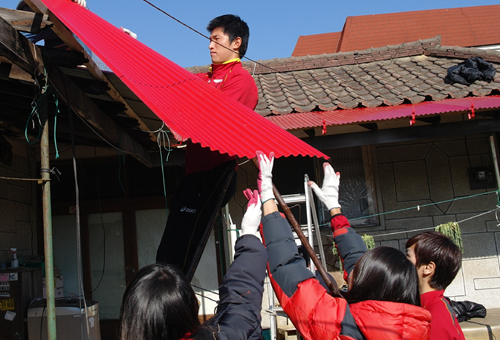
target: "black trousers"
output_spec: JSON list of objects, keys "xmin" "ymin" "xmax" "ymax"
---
[{"xmin": 156, "ymin": 160, "xmax": 238, "ymax": 280}]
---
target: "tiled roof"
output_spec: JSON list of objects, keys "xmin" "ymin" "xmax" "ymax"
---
[
  {"xmin": 292, "ymin": 5, "xmax": 500, "ymax": 57},
  {"xmin": 216, "ymin": 37, "xmax": 500, "ymax": 129}
]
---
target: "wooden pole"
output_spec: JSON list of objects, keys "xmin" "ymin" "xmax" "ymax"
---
[{"xmin": 41, "ymin": 107, "xmax": 57, "ymax": 340}]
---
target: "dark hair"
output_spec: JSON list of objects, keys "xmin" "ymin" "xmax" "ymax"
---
[
  {"xmin": 346, "ymin": 247, "xmax": 420, "ymax": 306},
  {"xmin": 406, "ymin": 231, "xmax": 462, "ymax": 290},
  {"xmin": 119, "ymin": 264, "xmax": 200, "ymax": 340},
  {"xmin": 297, "ymin": 245, "xmax": 310, "ymax": 267},
  {"xmin": 207, "ymin": 14, "xmax": 250, "ymax": 57}
]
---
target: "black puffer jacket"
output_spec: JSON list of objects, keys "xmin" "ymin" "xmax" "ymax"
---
[
  {"xmin": 446, "ymin": 57, "xmax": 496, "ymax": 85},
  {"xmin": 192, "ymin": 235, "xmax": 268, "ymax": 340}
]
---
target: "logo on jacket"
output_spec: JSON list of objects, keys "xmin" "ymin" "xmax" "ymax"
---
[{"xmin": 180, "ymin": 206, "xmax": 196, "ymax": 213}]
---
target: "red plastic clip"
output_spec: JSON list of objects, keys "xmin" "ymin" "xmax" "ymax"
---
[
  {"xmin": 468, "ymin": 100, "xmax": 475, "ymax": 119},
  {"xmin": 409, "ymin": 105, "xmax": 416, "ymax": 126},
  {"xmin": 322, "ymin": 117, "xmax": 327, "ymax": 135}
]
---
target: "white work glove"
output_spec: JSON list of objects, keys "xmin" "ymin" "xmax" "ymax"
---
[
  {"xmin": 308, "ymin": 163, "xmax": 341, "ymax": 211},
  {"xmin": 72, "ymin": 0, "xmax": 86, "ymax": 8},
  {"xmin": 256, "ymin": 151, "xmax": 275, "ymax": 204},
  {"xmin": 240, "ymin": 189, "xmax": 262, "ymax": 236},
  {"xmin": 120, "ymin": 27, "xmax": 138, "ymax": 40}
]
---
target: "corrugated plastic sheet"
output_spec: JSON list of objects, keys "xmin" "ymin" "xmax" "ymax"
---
[
  {"xmin": 267, "ymin": 96, "xmax": 500, "ymax": 130},
  {"xmin": 40, "ymin": 0, "xmax": 328, "ymax": 160}
]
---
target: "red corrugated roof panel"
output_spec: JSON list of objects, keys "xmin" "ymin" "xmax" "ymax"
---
[
  {"xmin": 267, "ymin": 96, "xmax": 500, "ymax": 130},
  {"xmin": 40, "ymin": 0, "xmax": 328, "ymax": 160}
]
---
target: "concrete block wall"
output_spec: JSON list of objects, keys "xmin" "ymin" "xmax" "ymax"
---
[
  {"xmin": 369, "ymin": 134, "xmax": 500, "ymax": 308},
  {"xmin": 0, "ymin": 138, "xmax": 37, "ymax": 267}
]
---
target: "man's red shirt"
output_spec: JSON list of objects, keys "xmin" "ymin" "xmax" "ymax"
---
[
  {"xmin": 421, "ymin": 290, "xmax": 465, "ymax": 340},
  {"xmin": 184, "ymin": 60, "xmax": 258, "ymax": 174}
]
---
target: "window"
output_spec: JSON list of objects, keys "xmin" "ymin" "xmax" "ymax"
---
[{"xmin": 321, "ymin": 146, "xmax": 378, "ymax": 227}]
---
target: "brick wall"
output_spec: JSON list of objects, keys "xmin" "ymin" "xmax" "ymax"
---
[{"xmin": 0, "ymin": 138, "xmax": 37, "ymax": 266}]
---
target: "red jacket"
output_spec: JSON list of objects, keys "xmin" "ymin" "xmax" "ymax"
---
[
  {"xmin": 185, "ymin": 60, "xmax": 258, "ymax": 175},
  {"xmin": 421, "ymin": 290, "xmax": 465, "ymax": 340},
  {"xmin": 262, "ymin": 211, "xmax": 431, "ymax": 340},
  {"xmin": 350, "ymin": 300, "xmax": 431, "ymax": 340}
]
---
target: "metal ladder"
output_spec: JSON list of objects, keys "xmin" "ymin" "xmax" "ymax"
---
[{"xmin": 267, "ymin": 174, "xmax": 327, "ymax": 340}]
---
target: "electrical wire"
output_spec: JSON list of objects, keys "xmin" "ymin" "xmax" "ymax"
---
[
  {"xmin": 370, "ymin": 207, "xmax": 499, "ymax": 239},
  {"xmin": 315, "ymin": 191, "xmax": 500, "ymax": 236},
  {"xmin": 141, "ymin": 0, "xmax": 303, "ymax": 76},
  {"xmin": 53, "ymin": 58, "xmax": 91, "ymax": 340},
  {"xmin": 90, "ymin": 147, "xmax": 107, "ymax": 295},
  {"xmin": 349, "ymin": 190, "xmax": 498, "ymax": 221},
  {"xmin": 191, "ymin": 284, "xmax": 220, "ymax": 304}
]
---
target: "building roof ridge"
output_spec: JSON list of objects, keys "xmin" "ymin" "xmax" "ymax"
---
[{"xmin": 245, "ymin": 36, "xmax": 442, "ymax": 75}]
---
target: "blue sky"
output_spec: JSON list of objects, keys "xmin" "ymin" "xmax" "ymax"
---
[{"xmin": 4, "ymin": 0, "xmax": 500, "ymax": 68}]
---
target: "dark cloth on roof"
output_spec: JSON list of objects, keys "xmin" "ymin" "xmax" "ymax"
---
[{"xmin": 446, "ymin": 57, "xmax": 496, "ymax": 85}]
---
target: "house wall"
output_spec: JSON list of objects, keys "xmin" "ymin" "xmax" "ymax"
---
[
  {"xmin": 368, "ymin": 133, "xmax": 500, "ymax": 309},
  {"xmin": 0, "ymin": 138, "xmax": 37, "ymax": 267}
]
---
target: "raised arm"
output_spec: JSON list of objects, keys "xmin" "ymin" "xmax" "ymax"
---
[
  {"xmin": 309, "ymin": 163, "xmax": 367, "ymax": 280},
  {"xmin": 213, "ymin": 189, "xmax": 268, "ymax": 340},
  {"xmin": 257, "ymin": 152, "xmax": 361, "ymax": 340}
]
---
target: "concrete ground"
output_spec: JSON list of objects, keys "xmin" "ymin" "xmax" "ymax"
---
[{"xmin": 461, "ymin": 309, "xmax": 500, "ymax": 340}]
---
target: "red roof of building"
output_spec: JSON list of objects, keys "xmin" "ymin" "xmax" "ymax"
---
[
  {"xmin": 266, "ymin": 96, "xmax": 500, "ymax": 130},
  {"xmin": 292, "ymin": 32, "xmax": 340, "ymax": 57},
  {"xmin": 293, "ymin": 5, "xmax": 500, "ymax": 57}
]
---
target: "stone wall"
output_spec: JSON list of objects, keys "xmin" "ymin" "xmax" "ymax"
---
[
  {"xmin": 369, "ymin": 134, "xmax": 500, "ymax": 308},
  {"xmin": 0, "ymin": 138, "xmax": 37, "ymax": 266}
]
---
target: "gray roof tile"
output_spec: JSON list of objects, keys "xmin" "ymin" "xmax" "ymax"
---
[{"xmin": 233, "ymin": 37, "xmax": 500, "ymax": 117}]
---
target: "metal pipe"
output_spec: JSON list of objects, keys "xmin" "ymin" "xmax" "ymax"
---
[
  {"xmin": 304, "ymin": 175, "xmax": 315, "ymax": 273},
  {"xmin": 489, "ymin": 135, "xmax": 500, "ymax": 190},
  {"xmin": 41, "ymin": 114, "xmax": 57, "ymax": 340}
]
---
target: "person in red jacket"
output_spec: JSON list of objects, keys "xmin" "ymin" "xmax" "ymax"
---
[
  {"xmin": 406, "ymin": 232, "xmax": 465, "ymax": 340},
  {"xmin": 257, "ymin": 152, "xmax": 431, "ymax": 340},
  {"xmin": 156, "ymin": 15, "xmax": 259, "ymax": 275}
]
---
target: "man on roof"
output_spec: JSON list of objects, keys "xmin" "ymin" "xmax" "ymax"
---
[{"xmin": 156, "ymin": 15, "xmax": 258, "ymax": 276}]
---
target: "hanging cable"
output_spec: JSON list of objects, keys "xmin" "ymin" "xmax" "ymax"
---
[
  {"xmin": 349, "ymin": 190, "xmax": 498, "ymax": 221},
  {"xmin": 141, "ymin": 0, "xmax": 311, "ymax": 76},
  {"xmin": 139, "ymin": 123, "xmax": 173, "ymax": 211},
  {"xmin": 313, "ymin": 191, "xmax": 500, "ymax": 236},
  {"xmin": 51, "ymin": 91, "xmax": 61, "ymax": 159},
  {"xmin": 370, "ymin": 207, "xmax": 499, "ymax": 239}
]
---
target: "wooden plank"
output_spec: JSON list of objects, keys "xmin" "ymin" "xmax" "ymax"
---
[
  {"xmin": 0, "ymin": 7, "xmax": 51, "ymax": 32},
  {"xmin": 0, "ymin": 15, "xmax": 36, "ymax": 75},
  {"xmin": 43, "ymin": 59, "xmax": 152, "ymax": 166},
  {"xmin": 0, "ymin": 15, "xmax": 152, "ymax": 166},
  {"xmin": 22, "ymin": 0, "xmax": 157, "ymax": 143}
]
